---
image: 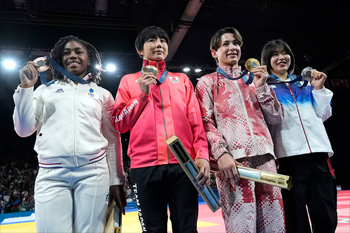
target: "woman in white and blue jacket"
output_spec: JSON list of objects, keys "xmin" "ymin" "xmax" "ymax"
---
[{"xmin": 261, "ymin": 39, "xmax": 337, "ymax": 233}]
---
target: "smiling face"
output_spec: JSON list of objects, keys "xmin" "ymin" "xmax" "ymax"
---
[
  {"xmin": 138, "ymin": 37, "xmax": 168, "ymax": 61},
  {"xmin": 270, "ymin": 46, "xmax": 291, "ymax": 76},
  {"xmin": 62, "ymin": 40, "xmax": 89, "ymax": 78},
  {"xmin": 211, "ymin": 33, "xmax": 241, "ymax": 67}
]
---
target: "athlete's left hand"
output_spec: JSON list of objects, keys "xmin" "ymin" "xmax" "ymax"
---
[
  {"xmin": 251, "ymin": 65, "xmax": 269, "ymax": 88},
  {"xmin": 311, "ymin": 70, "xmax": 327, "ymax": 90},
  {"xmin": 195, "ymin": 158, "xmax": 211, "ymax": 186},
  {"xmin": 109, "ymin": 185, "xmax": 127, "ymax": 215}
]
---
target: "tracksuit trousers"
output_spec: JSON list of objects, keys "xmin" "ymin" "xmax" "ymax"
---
[
  {"xmin": 216, "ymin": 154, "xmax": 286, "ymax": 233},
  {"xmin": 130, "ymin": 164, "xmax": 198, "ymax": 233},
  {"xmin": 34, "ymin": 158, "xmax": 110, "ymax": 233},
  {"xmin": 278, "ymin": 153, "xmax": 338, "ymax": 233}
]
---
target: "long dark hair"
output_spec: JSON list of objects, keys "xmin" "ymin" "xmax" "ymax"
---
[{"xmin": 50, "ymin": 35, "xmax": 103, "ymax": 83}]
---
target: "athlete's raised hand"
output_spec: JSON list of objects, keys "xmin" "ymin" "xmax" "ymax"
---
[
  {"xmin": 19, "ymin": 61, "xmax": 40, "ymax": 88},
  {"xmin": 138, "ymin": 72, "xmax": 157, "ymax": 94}
]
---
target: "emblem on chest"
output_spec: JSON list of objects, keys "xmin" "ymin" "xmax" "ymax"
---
[
  {"xmin": 217, "ymin": 81, "xmax": 226, "ymax": 88},
  {"xmin": 169, "ymin": 76, "xmax": 179, "ymax": 83}
]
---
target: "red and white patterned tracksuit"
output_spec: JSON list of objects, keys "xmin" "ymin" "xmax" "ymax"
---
[
  {"xmin": 216, "ymin": 154, "xmax": 285, "ymax": 233},
  {"xmin": 195, "ymin": 65, "xmax": 285, "ymax": 233}
]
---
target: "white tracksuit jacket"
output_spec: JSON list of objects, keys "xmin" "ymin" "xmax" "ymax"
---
[
  {"xmin": 13, "ymin": 79, "xmax": 125, "ymax": 185},
  {"xmin": 268, "ymin": 79, "xmax": 333, "ymax": 159}
]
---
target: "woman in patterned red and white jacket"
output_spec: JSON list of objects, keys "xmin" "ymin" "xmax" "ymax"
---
[{"xmin": 195, "ymin": 27, "xmax": 286, "ymax": 233}]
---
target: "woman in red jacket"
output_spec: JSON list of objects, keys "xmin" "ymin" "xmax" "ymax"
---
[{"xmin": 112, "ymin": 26, "xmax": 210, "ymax": 233}]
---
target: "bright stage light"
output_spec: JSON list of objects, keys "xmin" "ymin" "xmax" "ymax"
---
[
  {"xmin": 3, "ymin": 59, "xmax": 17, "ymax": 70},
  {"xmin": 95, "ymin": 64, "xmax": 101, "ymax": 70},
  {"xmin": 194, "ymin": 68, "xmax": 202, "ymax": 73},
  {"xmin": 106, "ymin": 64, "xmax": 116, "ymax": 72},
  {"xmin": 183, "ymin": 67, "xmax": 190, "ymax": 72}
]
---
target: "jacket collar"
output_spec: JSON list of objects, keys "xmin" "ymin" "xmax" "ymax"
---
[
  {"xmin": 142, "ymin": 60, "xmax": 166, "ymax": 76},
  {"xmin": 63, "ymin": 73, "xmax": 93, "ymax": 86},
  {"xmin": 218, "ymin": 64, "xmax": 242, "ymax": 79}
]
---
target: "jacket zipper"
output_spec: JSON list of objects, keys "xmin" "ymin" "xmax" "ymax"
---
[
  {"xmin": 234, "ymin": 81, "xmax": 258, "ymax": 153},
  {"xmin": 74, "ymin": 84, "xmax": 78, "ymax": 166},
  {"xmin": 159, "ymin": 85, "xmax": 170, "ymax": 163},
  {"xmin": 287, "ymin": 84, "xmax": 312, "ymax": 153},
  {"xmin": 155, "ymin": 60, "xmax": 170, "ymax": 163}
]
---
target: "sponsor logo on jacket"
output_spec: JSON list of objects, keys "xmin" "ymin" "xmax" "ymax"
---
[{"xmin": 114, "ymin": 99, "xmax": 138, "ymax": 122}]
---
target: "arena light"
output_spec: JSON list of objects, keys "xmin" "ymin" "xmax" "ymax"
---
[
  {"xmin": 194, "ymin": 68, "xmax": 202, "ymax": 73},
  {"xmin": 106, "ymin": 64, "xmax": 116, "ymax": 72},
  {"xmin": 95, "ymin": 64, "xmax": 101, "ymax": 70},
  {"xmin": 183, "ymin": 67, "xmax": 190, "ymax": 72},
  {"xmin": 3, "ymin": 59, "xmax": 17, "ymax": 70}
]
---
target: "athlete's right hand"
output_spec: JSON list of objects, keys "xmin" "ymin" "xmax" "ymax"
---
[
  {"xmin": 19, "ymin": 61, "xmax": 39, "ymax": 88},
  {"xmin": 138, "ymin": 72, "xmax": 157, "ymax": 94},
  {"xmin": 217, "ymin": 153, "xmax": 241, "ymax": 180}
]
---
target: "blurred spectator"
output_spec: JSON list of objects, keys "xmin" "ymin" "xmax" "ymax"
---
[{"xmin": 0, "ymin": 150, "xmax": 37, "ymax": 213}]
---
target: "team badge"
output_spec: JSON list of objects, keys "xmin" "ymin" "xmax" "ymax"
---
[
  {"xmin": 56, "ymin": 88, "xmax": 64, "ymax": 93},
  {"xmin": 88, "ymin": 88, "xmax": 94, "ymax": 96},
  {"xmin": 217, "ymin": 82, "xmax": 226, "ymax": 88},
  {"xmin": 169, "ymin": 76, "xmax": 179, "ymax": 83}
]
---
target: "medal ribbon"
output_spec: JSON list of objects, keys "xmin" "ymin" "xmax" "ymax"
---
[
  {"xmin": 216, "ymin": 67, "xmax": 254, "ymax": 84},
  {"xmin": 40, "ymin": 56, "xmax": 90, "ymax": 86},
  {"xmin": 267, "ymin": 73, "xmax": 308, "ymax": 87}
]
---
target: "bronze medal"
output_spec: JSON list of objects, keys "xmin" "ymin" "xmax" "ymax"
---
[
  {"xmin": 142, "ymin": 65, "xmax": 159, "ymax": 77},
  {"xmin": 33, "ymin": 57, "xmax": 50, "ymax": 72}
]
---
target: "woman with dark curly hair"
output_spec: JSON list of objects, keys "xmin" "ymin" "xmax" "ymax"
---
[{"xmin": 13, "ymin": 35, "xmax": 126, "ymax": 233}]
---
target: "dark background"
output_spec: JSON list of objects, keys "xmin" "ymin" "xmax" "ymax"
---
[{"xmin": 0, "ymin": 0, "xmax": 349, "ymax": 188}]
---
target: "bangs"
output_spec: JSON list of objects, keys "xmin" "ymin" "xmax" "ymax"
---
[
  {"xmin": 143, "ymin": 27, "xmax": 169, "ymax": 42},
  {"xmin": 261, "ymin": 39, "xmax": 295, "ymax": 74},
  {"xmin": 271, "ymin": 42, "xmax": 288, "ymax": 54},
  {"xmin": 135, "ymin": 26, "xmax": 170, "ymax": 52}
]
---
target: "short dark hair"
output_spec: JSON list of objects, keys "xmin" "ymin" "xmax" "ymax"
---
[
  {"xmin": 50, "ymin": 35, "xmax": 103, "ymax": 84},
  {"xmin": 261, "ymin": 39, "xmax": 295, "ymax": 74},
  {"xmin": 134, "ymin": 26, "xmax": 170, "ymax": 57},
  {"xmin": 210, "ymin": 27, "xmax": 243, "ymax": 51}
]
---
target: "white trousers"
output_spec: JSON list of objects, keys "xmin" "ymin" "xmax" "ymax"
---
[{"xmin": 34, "ymin": 158, "xmax": 110, "ymax": 233}]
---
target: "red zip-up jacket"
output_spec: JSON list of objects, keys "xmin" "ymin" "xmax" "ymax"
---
[{"xmin": 112, "ymin": 60, "xmax": 209, "ymax": 169}]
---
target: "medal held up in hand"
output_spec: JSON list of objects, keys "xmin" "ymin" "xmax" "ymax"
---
[
  {"xmin": 301, "ymin": 66, "xmax": 320, "ymax": 82},
  {"xmin": 245, "ymin": 58, "xmax": 260, "ymax": 72},
  {"xmin": 33, "ymin": 57, "xmax": 51, "ymax": 73},
  {"xmin": 142, "ymin": 65, "xmax": 159, "ymax": 77}
]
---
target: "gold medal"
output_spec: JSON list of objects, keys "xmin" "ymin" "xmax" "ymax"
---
[
  {"xmin": 245, "ymin": 58, "xmax": 260, "ymax": 71},
  {"xmin": 33, "ymin": 57, "xmax": 51, "ymax": 72},
  {"xmin": 142, "ymin": 65, "xmax": 159, "ymax": 77}
]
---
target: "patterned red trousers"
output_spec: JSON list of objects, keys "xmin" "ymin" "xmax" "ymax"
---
[{"xmin": 216, "ymin": 154, "xmax": 286, "ymax": 233}]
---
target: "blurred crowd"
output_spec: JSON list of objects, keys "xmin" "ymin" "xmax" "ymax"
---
[{"xmin": 0, "ymin": 153, "xmax": 38, "ymax": 214}]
